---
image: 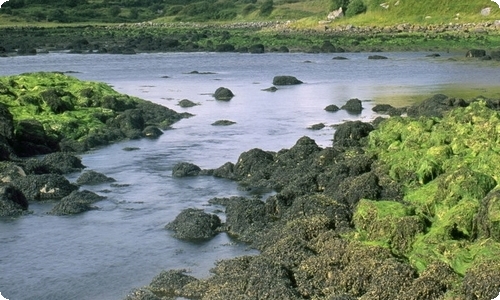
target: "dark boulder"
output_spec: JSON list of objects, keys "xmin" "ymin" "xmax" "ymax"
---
[
  {"xmin": 109, "ymin": 109, "xmax": 144, "ymax": 139},
  {"xmin": 308, "ymin": 123, "xmax": 325, "ymax": 130},
  {"xmin": 40, "ymin": 152, "xmax": 85, "ymax": 174},
  {"xmin": 211, "ymin": 162, "xmax": 235, "ymax": 179},
  {"xmin": 0, "ymin": 162, "xmax": 26, "ymax": 183},
  {"xmin": 406, "ymin": 94, "xmax": 468, "ymax": 118},
  {"xmin": 341, "ymin": 98, "xmax": 363, "ymax": 114},
  {"xmin": 76, "ymin": 170, "xmax": 116, "ymax": 185},
  {"xmin": 325, "ymin": 104, "xmax": 340, "ymax": 112},
  {"xmin": 148, "ymin": 269, "xmax": 198, "ymax": 297},
  {"xmin": 272, "ymin": 75, "xmax": 303, "ymax": 86},
  {"xmin": 124, "ymin": 288, "xmax": 161, "ymax": 300},
  {"xmin": 136, "ymin": 101, "xmax": 191, "ymax": 129},
  {"xmin": 328, "ymin": 171, "xmax": 381, "ymax": 207},
  {"xmin": 178, "ymin": 99, "xmax": 198, "ymax": 108},
  {"xmin": 474, "ymin": 190, "xmax": 500, "ymax": 241},
  {"xmin": 233, "ymin": 148, "xmax": 274, "ymax": 180},
  {"xmin": 261, "ymin": 86, "xmax": 278, "ymax": 92},
  {"xmin": 466, "ymin": 49, "xmax": 486, "ymax": 58},
  {"xmin": 333, "ymin": 121, "xmax": 374, "ymax": 147},
  {"xmin": 372, "ymin": 104, "xmax": 395, "ymax": 113},
  {"xmin": 14, "ymin": 119, "xmax": 60, "ymax": 156},
  {"xmin": 215, "ymin": 43, "xmax": 235, "ymax": 52},
  {"xmin": 12, "ymin": 174, "xmax": 78, "ymax": 200},
  {"xmin": 491, "ymin": 50, "xmax": 500, "ymax": 60},
  {"xmin": 142, "ymin": 126, "xmax": 163, "ymax": 139},
  {"xmin": 49, "ymin": 190, "xmax": 105, "ymax": 215},
  {"xmin": 210, "ymin": 196, "xmax": 269, "ymax": 242},
  {"xmin": 0, "ymin": 185, "xmax": 29, "ymax": 217},
  {"xmin": 172, "ymin": 162, "xmax": 201, "ymax": 177},
  {"xmin": 249, "ymin": 44, "xmax": 265, "ymax": 54},
  {"xmin": 332, "ymin": 56, "xmax": 348, "ymax": 60},
  {"xmin": 368, "ymin": 55, "xmax": 388, "ymax": 59},
  {"xmin": 0, "ymin": 103, "xmax": 15, "ymax": 160},
  {"xmin": 425, "ymin": 53, "xmax": 441, "ymax": 57},
  {"xmin": 211, "ymin": 120, "xmax": 236, "ymax": 126},
  {"xmin": 165, "ymin": 208, "xmax": 221, "ymax": 240},
  {"xmin": 462, "ymin": 260, "xmax": 500, "ymax": 300},
  {"xmin": 213, "ymin": 87, "xmax": 234, "ymax": 101}
]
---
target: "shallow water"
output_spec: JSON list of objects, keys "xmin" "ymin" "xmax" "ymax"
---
[{"xmin": 0, "ymin": 51, "xmax": 499, "ymax": 300}]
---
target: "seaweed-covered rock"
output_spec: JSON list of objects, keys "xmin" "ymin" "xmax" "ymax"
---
[
  {"xmin": 462, "ymin": 260, "xmax": 500, "ymax": 300},
  {"xmin": 329, "ymin": 171, "xmax": 381, "ymax": 206},
  {"xmin": 0, "ymin": 185, "xmax": 28, "ymax": 217},
  {"xmin": 406, "ymin": 94, "xmax": 467, "ymax": 118},
  {"xmin": 368, "ymin": 55, "xmax": 388, "ymax": 59},
  {"xmin": 178, "ymin": 99, "xmax": 198, "ymax": 108},
  {"xmin": 213, "ymin": 87, "xmax": 234, "ymax": 101},
  {"xmin": 466, "ymin": 49, "xmax": 486, "ymax": 58},
  {"xmin": 12, "ymin": 174, "xmax": 78, "ymax": 200},
  {"xmin": 40, "ymin": 152, "xmax": 85, "ymax": 174},
  {"xmin": 233, "ymin": 148, "xmax": 274, "ymax": 180},
  {"xmin": 272, "ymin": 75, "xmax": 303, "ymax": 86},
  {"xmin": 14, "ymin": 119, "xmax": 60, "ymax": 156},
  {"xmin": 333, "ymin": 121, "xmax": 374, "ymax": 147},
  {"xmin": 308, "ymin": 123, "xmax": 325, "ymax": 130},
  {"xmin": 149, "ymin": 269, "xmax": 198, "ymax": 297},
  {"xmin": 76, "ymin": 170, "xmax": 116, "ymax": 185},
  {"xmin": 475, "ymin": 189, "xmax": 500, "ymax": 241},
  {"xmin": 211, "ymin": 162, "xmax": 235, "ymax": 179},
  {"xmin": 123, "ymin": 288, "xmax": 161, "ymax": 300},
  {"xmin": 165, "ymin": 208, "xmax": 221, "ymax": 240},
  {"xmin": 211, "ymin": 120, "xmax": 236, "ymax": 126},
  {"xmin": 0, "ymin": 162, "xmax": 26, "ymax": 183},
  {"xmin": 249, "ymin": 44, "xmax": 265, "ymax": 54},
  {"xmin": 172, "ymin": 162, "xmax": 201, "ymax": 177},
  {"xmin": 142, "ymin": 126, "xmax": 163, "ymax": 139},
  {"xmin": 49, "ymin": 190, "xmax": 105, "ymax": 215},
  {"xmin": 325, "ymin": 104, "xmax": 340, "ymax": 112},
  {"xmin": 341, "ymin": 98, "xmax": 363, "ymax": 114}
]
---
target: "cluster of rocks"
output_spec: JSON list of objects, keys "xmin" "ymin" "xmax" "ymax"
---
[
  {"xmin": 0, "ymin": 152, "xmax": 119, "ymax": 217},
  {"xmin": 324, "ymin": 21, "xmax": 500, "ymax": 34},
  {"xmin": 129, "ymin": 93, "xmax": 500, "ymax": 300}
]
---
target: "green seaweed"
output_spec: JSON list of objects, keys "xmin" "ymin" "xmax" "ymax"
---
[{"xmin": 358, "ymin": 100, "xmax": 500, "ymax": 276}]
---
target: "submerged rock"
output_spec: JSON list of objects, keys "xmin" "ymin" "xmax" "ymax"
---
[
  {"xmin": 172, "ymin": 162, "xmax": 201, "ymax": 177},
  {"xmin": 165, "ymin": 208, "xmax": 221, "ymax": 240},
  {"xmin": 49, "ymin": 190, "xmax": 105, "ymax": 215},
  {"xmin": 76, "ymin": 170, "xmax": 116, "ymax": 185},
  {"xmin": 212, "ymin": 120, "xmax": 236, "ymax": 126},
  {"xmin": 272, "ymin": 75, "xmax": 303, "ymax": 86}
]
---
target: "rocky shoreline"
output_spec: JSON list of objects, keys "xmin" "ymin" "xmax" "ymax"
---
[{"xmin": 126, "ymin": 94, "xmax": 500, "ymax": 300}]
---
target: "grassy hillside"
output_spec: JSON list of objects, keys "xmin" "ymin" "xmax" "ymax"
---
[{"xmin": 0, "ymin": 0, "xmax": 499, "ymax": 27}]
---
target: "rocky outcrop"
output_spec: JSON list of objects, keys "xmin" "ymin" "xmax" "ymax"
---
[
  {"xmin": 333, "ymin": 120, "xmax": 374, "ymax": 147},
  {"xmin": 49, "ymin": 190, "xmax": 105, "ymax": 215},
  {"xmin": 341, "ymin": 98, "xmax": 363, "ymax": 113},
  {"xmin": 76, "ymin": 170, "xmax": 116, "ymax": 185},
  {"xmin": 165, "ymin": 208, "xmax": 221, "ymax": 240},
  {"xmin": 324, "ymin": 104, "xmax": 340, "ymax": 112},
  {"xmin": 12, "ymin": 174, "xmax": 78, "ymax": 200},
  {"xmin": 272, "ymin": 76, "xmax": 303, "ymax": 86},
  {"xmin": 172, "ymin": 162, "xmax": 201, "ymax": 177},
  {"xmin": 40, "ymin": 152, "xmax": 86, "ymax": 174},
  {"xmin": 213, "ymin": 87, "xmax": 234, "ymax": 101},
  {"xmin": 0, "ymin": 185, "xmax": 28, "ymax": 217},
  {"xmin": 406, "ymin": 94, "xmax": 467, "ymax": 118}
]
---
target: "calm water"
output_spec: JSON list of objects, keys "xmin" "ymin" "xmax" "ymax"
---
[{"xmin": 0, "ymin": 51, "xmax": 499, "ymax": 300}]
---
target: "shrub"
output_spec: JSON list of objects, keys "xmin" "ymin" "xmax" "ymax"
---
[
  {"xmin": 345, "ymin": 0, "xmax": 366, "ymax": 17},
  {"xmin": 331, "ymin": 0, "xmax": 349, "ymax": 11}
]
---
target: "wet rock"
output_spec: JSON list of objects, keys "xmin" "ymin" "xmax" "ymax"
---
[
  {"xmin": 308, "ymin": 123, "xmax": 326, "ymax": 130},
  {"xmin": 148, "ymin": 269, "xmax": 198, "ymax": 297},
  {"xmin": 172, "ymin": 162, "xmax": 201, "ymax": 177},
  {"xmin": 341, "ymin": 98, "xmax": 363, "ymax": 114},
  {"xmin": 165, "ymin": 208, "xmax": 221, "ymax": 240},
  {"xmin": 272, "ymin": 75, "xmax": 303, "ymax": 86},
  {"xmin": 368, "ymin": 55, "xmax": 388, "ymax": 59},
  {"xmin": 406, "ymin": 94, "xmax": 468, "ymax": 118},
  {"xmin": 249, "ymin": 44, "xmax": 265, "ymax": 54},
  {"xmin": 178, "ymin": 99, "xmax": 198, "ymax": 108},
  {"xmin": 474, "ymin": 189, "xmax": 500, "ymax": 241},
  {"xmin": 466, "ymin": 49, "xmax": 486, "ymax": 58},
  {"xmin": 49, "ymin": 190, "xmax": 105, "ymax": 215},
  {"xmin": 14, "ymin": 119, "xmax": 59, "ymax": 156},
  {"xmin": 325, "ymin": 104, "xmax": 340, "ymax": 112},
  {"xmin": 109, "ymin": 109, "xmax": 144, "ymax": 139},
  {"xmin": 211, "ymin": 162, "xmax": 235, "ymax": 179},
  {"xmin": 0, "ymin": 185, "xmax": 29, "ymax": 217},
  {"xmin": 0, "ymin": 103, "xmax": 14, "ymax": 160},
  {"xmin": 142, "ymin": 126, "xmax": 163, "ymax": 139},
  {"xmin": 0, "ymin": 162, "xmax": 26, "ymax": 183},
  {"xmin": 123, "ymin": 288, "xmax": 161, "ymax": 300},
  {"xmin": 76, "ymin": 170, "xmax": 116, "ymax": 185},
  {"xmin": 333, "ymin": 121, "xmax": 374, "ymax": 147},
  {"xmin": 211, "ymin": 120, "xmax": 236, "ymax": 126},
  {"xmin": 332, "ymin": 56, "xmax": 348, "ymax": 60},
  {"xmin": 213, "ymin": 87, "xmax": 234, "ymax": 101},
  {"xmin": 233, "ymin": 148, "xmax": 275, "ymax": 180},
  {"xmin": 425, "ymin": 53, "xmax": 441, "ymax": 57},
  {"xmin": 261, "ymin": 86, "xmax": 278, "ymax": 92},
  {"xmin": 12, "ymin": 174, "xmax": 78, "ymax": 200},
  {"xmin": 40, "ymin": 152, "xmax": 85, "ymax": 174},
  {"xmin": 372, "ymin": 104, "xmax": 395, "ymax": 113},
  {"xmin": 328, "ymin": 171, "xmax": 381, "ymax": 206}
]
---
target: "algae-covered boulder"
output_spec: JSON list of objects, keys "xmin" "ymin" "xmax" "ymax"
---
[
  {"xmin": 233, "ymin": 148, "xmax": 275, "ymax": 180},
  {"xmin": 475, "ymin": 189, "xmax": 500, "ymax": 241},
  {"xmin": 333, "ymin": 121, "xmax": 373, "ymax": 147},
  {"xmin": 165, "ymin": 208, "xmax": 221, "ymax": 240},
  {"xmin": 462, "ymin": 260, "xmax": 500, "ymax": 300},
  {"xmin": 341, "ymin": 98, "xmax": 363, "ymax": 114},
  {"xmin": 148, "ymin": 269, "xmax": 198, "ymax": 297},
  {"xmin": 12, "ymin": 174, "xmax": 78, "ymax": 200},
  {"xmin": 0, "ymin": 185, "xmax": 28, "ymax": 217},
  {"xmin": 406, "ymin": 94, "xmax": 467, "ymax": 118},
  {"xmin": 0, "ymin": 72, "xmax": 188, "ymax": 155},
  {"xmin": 49, "ymin": 190, "xmax": 105, "ymax": 215},
  {"xmin": 178, "ymin": 99, "xmax": 198, "ymax": 108},
  {"xmin": 0, "ymin": 162, "xmax": 26, "ymax": 183},
  {"xmin": 76, "ymin": 170, "xmax": 116, "ymax": 186},
  {"xmin": 142, "ymin": 126, "xmax": 163, "ymax": 139},
  {"xmin": 272, "ymin": 75, "xmax": 303, "ymax": 86},
  {"xmin": 213, "ymin": 87, "xmax": 234, "ymax": 101},
  {"xmin": 172, "ymin": 162, "xmax": 201, "ymax": 177},
  {"xmin": 40, "ymin": 152, "xmax": 85, "ymax": 174}
]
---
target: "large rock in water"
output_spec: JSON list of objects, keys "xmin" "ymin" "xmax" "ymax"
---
[
  {"xmin": 172, "ymin": 162, "xmax": 201, "ymax": 177},
  {"xmin": 76, "ymin": 170, "xmax": 116, "ymax": 185},
  {"xmin": 165, "ymin": 208, "xmax": 221, "ymax": 240},
  {"xmin": 213, "ymin": 87, "xmax": 234, "ymax": 101},
  {"xmin": 12, "ymin": 174, "xmax": 78, "ymax": 200},
  {"xmin": 333, "ymin": 121, "xmax": 374, "ymax": 147},
  {"xmin": 0, "ymin": 185, "xmax": 28, "ymax": 216},
  {"xmin": 406, "ymin": 94, "xmax": 467, "ymax": 118},
  {"xmin": 341, "ymin": 98, "xmax": 363, "ymax": 114},
  {"xmin": 466, "ymin": 49, "xmax": 486, "ymax": 58},
  {"xmin": 49, "ymin": 190, "xmax": 105, "ymax": 215},
  {"xmin": 40, "ymin": 152, "xmax": 86, "ymax": 174},
  {"xmin": 272, "ymin": 76, "xmax": 303, "ymax": 86}
]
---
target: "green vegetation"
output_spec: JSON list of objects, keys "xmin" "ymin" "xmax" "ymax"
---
[
  {"xmin": 0, "ymin": 0, "xmax": 499, "ymax": 26},
  {"xmin": 353, "ymin": 100, "xmax": 500, "ymax": 278}
]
